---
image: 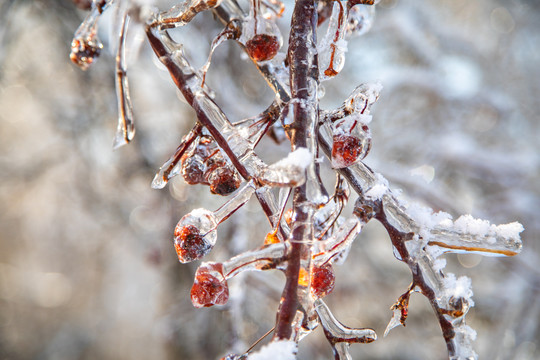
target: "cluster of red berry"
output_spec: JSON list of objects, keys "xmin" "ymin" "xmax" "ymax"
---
[{"xmin": 181, "ymin": 135, "xmax": 242, "ymax": 196}]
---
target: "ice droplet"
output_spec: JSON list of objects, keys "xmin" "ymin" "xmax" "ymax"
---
[
  {"xmin": 346, "ymin": 4, "xmax": 376, "ymax": 38},
  {"xmin": 240, "ymin": 0, "xmax": 283, "ymax": 62},
  {"xmin": 191, "ymin": 262, "xmax": 229, "ymax": 307},
  {"xmin": 70, "ymin": 10, "xmax": 103, "ymax": 71},
  {"xmin": 174, "ymin": 209, "xmax": 218, "ymax": 263},
  {"xmin": 331, "ymin": 115, "xmax": 372, "ymax": 168}
]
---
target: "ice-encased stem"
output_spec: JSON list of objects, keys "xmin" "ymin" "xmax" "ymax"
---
[
  {"xmin": 151, "ymin": 123, "xmax": 202, "ymax": 189},
  {"xmin": 315, "ymin": 299, "xmax": 376, "ymax": 360},
  {"xmin": 214, "ymin": 180, "xmax": 257, "ymax": 224},
  {"xmin": 312, "ymin": 217, "xmax": 363, "ymax": 266},
  {"xmin": 152, "ymin": 0, "xmax": 224, "ymax": 29},
  {"xmin": 274, "ymin": 0, "xmax": 321, "ymax": 341},
  {"xmin": 113, "ymin": 12, "xmax": 135, "ymax": 149},
  {"xmin": 428, "ymin": 228, "xmax": 522, "ymax": 257},
  {"xmin": 222, "ymin": 242, "xmax": 288, "ymax": 279}
]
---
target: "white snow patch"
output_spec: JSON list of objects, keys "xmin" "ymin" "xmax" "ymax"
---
[
  {"xmin": 365, "ymin": 184, "xmax": 387, "ymax": 200},
  {"xmin": 495, "ymin": 222, "xmax": 524, "ymax": 240},
  {"xmin": 248, "ymin": 340, "xmax": 297, "ymax": 360},
  {"xmin": 453, "ymin": 215, "xmax": 491, "ymax": 237},
  {"xmin": 442, "ymin": 273, "xmax": 474, "ymax": 304},
  {"xmin": 273, "ymin": 148, "xmax": 312, "ymax": 170}
]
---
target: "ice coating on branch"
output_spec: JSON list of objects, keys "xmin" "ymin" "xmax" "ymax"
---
[
  {"xmin": 364, "ymin": 173, "xmax": 388, "ymax": 200},
  {"xmin": 402, "ymin": 202, "xmax": 524, "ymax": 257},
  {"xmin": 213, "ymin": 180, "xmax": 257, "ymax": 223},
  {"xmin": 113, "ymin": 12, "xmax": 136, "ymax": 149},
  {"xmin": 222, "ymin": 242, "xmax": 288, "ymax": 279},
  {"xmin": 315, "ymin": 299, "xmax": 376, "ymax": 359},
  {"xmin": 248, "ymin": 340, "xmax": 297, "ymax": 360},
  {"xmin": 313, "ymin": 218, "xmax": 363, "ymax": 265},
  {"xmin": 260, "ymin": 148, "xmax": 312, "ymax": 186},
  {"xmin": 151, "ymin": 125, "xmax": 202, "ymax": 189},
  {"xmin": 199, "ymin": 22, "xmax": 240, "ymax": 87},
  {"xmin": 155, "ymin": 0, "xmax": 224, "ymax": 29}
]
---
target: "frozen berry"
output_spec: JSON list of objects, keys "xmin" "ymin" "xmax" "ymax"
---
[
  {"xmin": 207, "ymin": 167, "xmax": 241, "ymax": 196},
  {"xmin": 246, "ymin": 34, "xmax": 280, "ymax": 62},
  {"xmin": 332, "ymin": 134, "xmax": 370, "ymax": 168},
  {"xmin": 181, "ymin": 155, "xmax": 205, "ymax": 184},
  {"xmin": 191, "ymin": 262, "xmax": 229, "ymax": 308},
  {"xmin": 311, "ymin": 264, "xmax": 335, "ymax": 299},
  {"xmin": 174, "ymin": 224, "xmax": 212, "ymax": 263}
]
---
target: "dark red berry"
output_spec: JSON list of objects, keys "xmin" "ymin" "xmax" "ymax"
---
[
  {"xmin": 174, "ymin": 224, "xmax": 211, "ymax": 263},
  {"xmin": 311, "ymin": 264, "xmax": 335, "ymax": 299},
  {"xmin": 208, "ymin": 167, "xmax": 241, "ymax": 196},
  {"xmin": 332, "ymin": 134, "xmax": 365, "ymax": 167},
  {"xmin": 191, "ymin": 263, "xmax": 229, "ymax": 308},
  {"xmin": 181, "ymin": 156, "xmax": 205, "ymax": 184},
  {"xmin": 245, "ymin": 34, "xmax": 280, "ymax": 62}
]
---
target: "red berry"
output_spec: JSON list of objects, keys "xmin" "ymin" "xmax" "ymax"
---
[
  {"xmin": 181, "ymin": 156, "xmax": 205, "ymax": 184},
  {"xmin": 311, "ymin": 264, "xmax": 335, "ymax": 299},
  {"xmin": 191, "ymin": 263, "xmax": 229, "ymax": 308},
  {"xmin": 174, "ymin": 224, "xmax": 211, "ymax": 263},
  {"xmin": 245, "ymin": 34, "xmax": 280, "ymax": 62},
  {"xmin": 332, "ymin": 134, "xmax": 368, "ymax": 168},
  {"xmin": 207, "ymin": 167, "xmax": 241, "ymax": 196}
]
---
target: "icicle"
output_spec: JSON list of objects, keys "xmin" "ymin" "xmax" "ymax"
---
[
  {"xmin": 384, "ymin": 287, "xmax": 413, "ymax": 336},
  {"xmin": 318, "ymin": 1, "xmax": 349, "ymax": 81},
  {"xmin": 174, "ymin": 181, "xmax": 256, "ymax": 263},
  {"xmin": 113, "ymin": 12, "xmax": 135, "ymax": 149}
]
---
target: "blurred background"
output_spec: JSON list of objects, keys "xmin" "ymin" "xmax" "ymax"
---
[{"xmin": 0, "ymin": 0, "xmax": 538, "ymax": 359}]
